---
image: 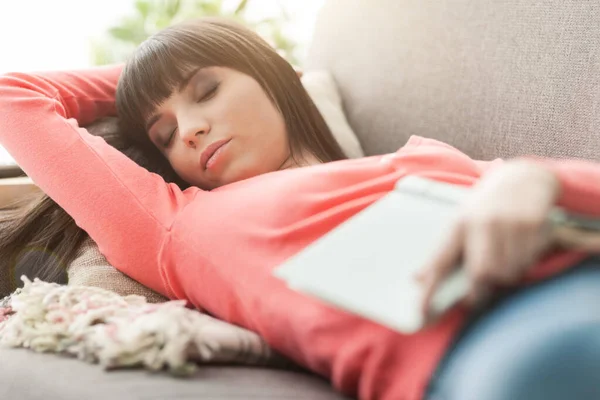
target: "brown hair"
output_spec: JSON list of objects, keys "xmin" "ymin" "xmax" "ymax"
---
[
  {"xmin": 116, "ymin": 17, "xmax": 346, "ymax": 166},
  {"xmin": 0, "ymin": 118, "xmax": 186, "ymax": 298},
  {"xmin": 0, "ymin": 18, "xmax": 346, "ymax": 298}
]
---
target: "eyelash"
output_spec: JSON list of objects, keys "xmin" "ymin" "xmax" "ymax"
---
[
  {"xmin": 163, "ymin": 83, "xmax": 220, "ymax": 148},
  {"xmin": 164, "ymin": 128, "xmax": 177, "ymax": 148},
  {"xmin": 198, "ymin": 83, "xmax": 219, "ymax": 103}
]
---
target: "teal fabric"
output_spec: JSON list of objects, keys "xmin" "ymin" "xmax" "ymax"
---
[{"xmin": 427, "ymin": 258, "xmax": 600, "ymax": 400}]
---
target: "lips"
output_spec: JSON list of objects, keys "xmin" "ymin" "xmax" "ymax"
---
[{"xmin": 200, "ymin": 139, "xmax": 231, "ymax": 170}]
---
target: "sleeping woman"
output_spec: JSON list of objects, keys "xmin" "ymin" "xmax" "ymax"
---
[{"xmin": 0, "ymin": 17, "xmax": 599, "ymax": 400}]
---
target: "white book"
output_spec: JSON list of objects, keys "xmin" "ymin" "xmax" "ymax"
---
[
  {"xmin": 273, "ymin": 175, "xmax": 600, "ymax": 334},
  {"xmin": 273, "ymin": 176, "xmax": 471, "ymax": 334}
]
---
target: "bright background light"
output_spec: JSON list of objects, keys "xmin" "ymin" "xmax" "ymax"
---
[
  {"xmin": 0, "ymin": 0, "xmax": 325, "ymax": 164},
  {"xmin": 0, "ymin": 0, "xmax": 325, "ymax": 73}
]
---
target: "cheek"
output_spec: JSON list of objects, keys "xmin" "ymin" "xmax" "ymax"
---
[
  {"xmin": 244, "ymin": 106, "xmax": 288, "ymax": 163},
  {"xmin": 166, "ymin": 150, "xmax": 192, "ymax": 179},
  {"xmin": 224, "ymin": 80, "xmax": 289, "ymax": 167},
  {"xmin": 250, "ymin": 98, "xmax": 288, "ymax": 149},
  {"xmin": 230, "ymin": 82, "xmax": 287, "ymax": 142},
  {"xmin": 266, "ymin": 114, "xmax": 289, "ymax": 158}
]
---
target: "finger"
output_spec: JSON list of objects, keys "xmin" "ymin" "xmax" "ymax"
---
[
  {"xmin": 414, "ymin": 270, "xmax": 427, "ymax": 283},
  {"xmin": 501, "ymin": 226, "xmax": 522, "ymax": 283},
  {"xmin": 421, "ymin": 220, "xmax": 465, "ymax": 322},
  {"xmin": 466, "ymin": 280, "xmax": 493, "ymax": 312},
  {"xmin": 512, "ymin": 225, "xmax": 551, "ymax": 279},
  {"xmin": 504, "ymin": 219, "xmax": 556, "ymax": 284},
  {"xmin": 552, "ymin": 225, "xmax": 600, "ymax": 252},
  {"xmin": 499, "ymin": 225, "xmax": 534, "ymax": 285},
  {"xmin": 464, "ymin": 218, "xmax": 502, "ymax": 307}
]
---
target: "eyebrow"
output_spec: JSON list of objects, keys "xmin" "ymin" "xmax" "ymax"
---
[
  {"xmin": 145, "ymin": 67, "xmax": 209, "ymax": 132},
  {"xmin": 178, "ymin": 67, "xmax": 204, "ymax": 92}
]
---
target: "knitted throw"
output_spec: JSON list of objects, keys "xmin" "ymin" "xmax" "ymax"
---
[{"xmin": 0, "ymin": 276, "xmax": 288, "ymax": 375}]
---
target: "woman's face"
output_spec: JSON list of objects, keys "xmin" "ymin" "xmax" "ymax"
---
[{"xmin": 145, "ymin": 66, "xmax": 290, "ymax": 190}]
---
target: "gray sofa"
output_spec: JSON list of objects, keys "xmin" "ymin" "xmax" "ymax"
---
[{"xmin": 2, "ymin": 0, "xmax": 600, "ymax": 399}]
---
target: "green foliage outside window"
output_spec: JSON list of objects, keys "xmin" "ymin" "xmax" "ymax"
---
[{"xmin": 91, "ymin": 0, "xmax": 299, "ymax": 66}]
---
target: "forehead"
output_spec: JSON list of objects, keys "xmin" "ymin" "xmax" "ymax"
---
[
  {"xmin": 162, "ymin": 66, "xmax": 229, "ymax": 99},
  {"xmin": 178, "ymin": 66, "xmax": 221, "ymax": 91},
  {"xmin": 146, "ymin": 67, "xmax": 241, "ymax": 130},
  {"xmin": 144, "ymin": 67, "xmax": 220, "ymax": 118}
]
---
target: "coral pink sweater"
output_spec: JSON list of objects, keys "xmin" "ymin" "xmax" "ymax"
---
[{"xmin": 0, "ymin": 65, "xmax": 598, "ymax": 400}]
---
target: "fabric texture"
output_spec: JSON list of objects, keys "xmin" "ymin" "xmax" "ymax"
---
[
  {"xmin": 66, "ymin": 236, "xmax": 282, "ymax": 367},
  {"xmin": 307, "ymin": 0, "xmax": 600, "ymax": 162},
  {"xmin": 0, "ymin": 277, "xmax": 289, "ymax": 370},
  {"xmin": 301, "ymin": 70, "xmax": 364, "ymax": 158},
  {"xmin": 1, "ymin": 66, "xmax": 600, "ymax": 400},
  {"xmin": 68, "ymin": 237, "xmax": 169, "ymax": 303},
  {"xmin": 426, "ymin": 258, "xmax": 600, "ymax": 400},
  {"xmin": 0, "ymin": 225, "xmax": 11, "ymax": 297},
  {"xmin": 0, "ymin": 347, "xmax": 347, "ymax": 400}
]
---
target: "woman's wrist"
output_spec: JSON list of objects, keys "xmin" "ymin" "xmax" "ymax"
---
[{"xmin": 504, "ymin": 160, "xmax": 562, "ymax": 205}]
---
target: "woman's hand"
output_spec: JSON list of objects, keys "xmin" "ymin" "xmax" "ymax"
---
[{"xmin": 419, "ymin": 160, "xmax": 561, "ymax": 323}]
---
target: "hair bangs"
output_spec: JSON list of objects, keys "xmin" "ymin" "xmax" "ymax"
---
[
  {"xmin": 116, "ymin": 35, "xmax": 216, "ymax": 135},
  {"xmin": 115, "ymin": 18, "xmax": 345, "ymax": 164}
]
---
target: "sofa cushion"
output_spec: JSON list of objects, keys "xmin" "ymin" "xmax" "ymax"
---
[
  {"xmin": 307, "ymin": 0, "xmax": 600, "ymax": 162},
  {"xmin": 0, "ymin": 347, "xmax": 349, "ymax": 400},
  {"xmin": 68, "ymin": 236, "xmax": 169, "ymax": 303},
  {"xmin": 301, "ymin": 70, "xmax": 364, "ymax": 158}
]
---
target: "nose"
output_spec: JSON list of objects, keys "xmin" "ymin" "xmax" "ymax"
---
[{"xmin": 179, "ymin": 116, "xmax": 210, "ymax": 148}]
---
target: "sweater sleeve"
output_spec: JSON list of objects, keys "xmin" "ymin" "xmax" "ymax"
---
[
  {"xmin": 533, "ymin": 158, "xmax": 600, "ymax": 217},
  {"xmin": 0, "ymin": 66, "xmax": 197, "ymax": 297}
]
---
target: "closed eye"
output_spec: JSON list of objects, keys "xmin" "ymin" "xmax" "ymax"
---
[
  {"xmin": 164, "ymin": 127, "xmax": 177, "ymax": 148},
  {"xmin": 198, "ymin": 83, "xmax": 219, "ymax": 103},
  {"xmin": 161, "ymin": 82, "xmax": 220, "ymax": 148}
]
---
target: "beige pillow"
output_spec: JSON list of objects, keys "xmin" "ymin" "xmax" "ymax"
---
[
  {"xmin": 65, "ymin": 237, "xmax": 288, "ymax": 367},
  {"xmin": 68, "ymin": 237, "xmax": 168, "ymax": 303},
  {"xmin": 301, "ymin": 70, "xmax": 365, "ymax": 159}
]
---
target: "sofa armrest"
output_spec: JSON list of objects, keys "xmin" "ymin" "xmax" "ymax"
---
[
  {"xmin": 0, "ymin": 164, "xmax": 25, "ymax": 179},
  {"xmin": 0, "ymin": 176, "xmax": 39, "ymax": 208}
]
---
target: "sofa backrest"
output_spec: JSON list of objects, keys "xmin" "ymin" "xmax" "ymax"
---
[{"xmin": 306, "ymin": 0, "xmax": 600, "ymax": 161}]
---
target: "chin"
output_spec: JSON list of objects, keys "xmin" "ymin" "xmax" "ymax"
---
[
  {"xmin": 223, "ymin": 163, "xmax": 257, "ymax": 183},
  {"xmin": 207, "ymin": 162, "xmax": 265, "ymax": 189}
]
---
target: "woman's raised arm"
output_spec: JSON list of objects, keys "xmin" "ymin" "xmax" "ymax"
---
[{"xmin": 0, "ymin": 66, "xmax": 199, "ymax": 297}]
